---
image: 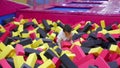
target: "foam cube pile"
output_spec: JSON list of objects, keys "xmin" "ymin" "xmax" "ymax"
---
[{"xmin": 1, "ymin": 15, "xmax": 120, "ymax": 68}]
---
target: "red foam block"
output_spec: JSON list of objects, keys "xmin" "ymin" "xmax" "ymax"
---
[
  {"xmin": 26, "ymin": 25, "xmax": 34, "ymax": 31},
  {"xmin": 52, "ymin": 57, "xmax": 61, "ymax": 68},
  {"xmin": 97, "ymin": 33, "xmax": 108, "ymax": 42},
  {"xmin": 61, "ymin": 41, "xmax": 72, "ymax": 48},
  {"xmin": 111, "ymin": 34, "xmax": 120, "ymax": 39},
  {"xmin": 36, "ymin": 60, "xmax": 43, "ymax": 64},
  {"xmin": 0, "ymin": 31, "xmax": 10, "ymax": 42},
  {"xmin": 4, "ymin": 23, "xmax": 16, "ymax": 31},
  {"xmin": 15, "ymin": 44, "xmax": 25, "ymax": 56},
  {"xmin": 0, "ymin": 59, "xmax": 11, "ymax": 68},
  {"xmin": 95, "ymin": 56, "xmax": 110, "ymax": 68},
  {"xmin": 111, "ymin": 24, "xmax": 119, "ymax": 30},
  {"xmin": 81, "ymin": 34, "xmax": 89, "ymax": 40},
  {"xmin": 108, "ymin": 53, "xmax": 119, "ymax": 62},
  {"xmin": 116, "ymin": 57, "xmax": 120, "ymax": 65},
  {"xmin": 30, "ymin": 32, "xmax": 36, "ymax": 40},
  {"xmin": 99, "ymin": 49, "xmax": 109, "ymax": 61}
]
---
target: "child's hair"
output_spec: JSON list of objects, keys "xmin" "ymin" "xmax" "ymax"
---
[{"xmin": 63, "ymin": 24, "xmax": 72, "ymax": 33}]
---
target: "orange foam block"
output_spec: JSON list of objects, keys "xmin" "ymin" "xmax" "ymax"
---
[
  {"xmin": 15, "ymin": 44, "xmax": 25, "ymax": 56},
  {"xmin": 52, "ymin": 57, "xmax": 61, "ymax": 68},
  {"xmin": 95, "ymin": 56, "xmax": 110, "ymax": 68},
  {"xmin": 0, "ymin": 59, "xmax": 11, "ymax": 68}
]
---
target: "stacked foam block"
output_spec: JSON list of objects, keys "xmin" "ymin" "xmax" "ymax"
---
[{"xmin": 0, "ymin": 15, "xmax": 120, "ymax": 68}]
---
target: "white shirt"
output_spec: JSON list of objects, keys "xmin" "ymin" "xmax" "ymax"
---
[{"xmin": 57, "ymin": 30, "xmax": 71, "ymax": 48}]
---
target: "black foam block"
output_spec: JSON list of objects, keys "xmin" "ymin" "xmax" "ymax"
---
[
  {"xmin": 24, "ymin": 48, "xmax": 41, "ymax": 59},
  {"xmin": 19, "ymin": 38, "xmax": 32, "ymax": 46},
  {"xmin": 60, "ymin": 54, "xmax": 77, "ymax": 68},
  {"xmin": 6, "ymin": 58, "xmax": 15, "ymax": 68},
  {"xmin": 81, "ymin": 47, "xmax": 91, "ymax": 54},
  {"xmin": 44, "ymin": 49, "xmax": 58, "ymax": 59},
  {"xmin": 59, "ymin": 63, "xmax": 66, "ymax": 68},
  {"xmin": 101, "ymin": 42, "xmax": 111, "ymax": 49},
  {"xmin": 2, "ymin": 17, "xmax": 14, "ymax": 25},
  {"xmin": 72, "ymin": 33, "xmax": 84, "ymax": 40},
  {"xmin": 12, "ymin": 37, "xmax": 22, "ymax": 40},
  {"xmin": 24, "ymin": 22, "xmax": 35, "ymax": 28},
  {"xmin": 34, "ymin": 64, "xmax": 40, "ymax": 68},
  {"xmin": 42, "ymin": 19, "xmax": 51, "ymax": 32},
  {"xmin": 108, "ymin": 61, "xmax": 119, "ymax": 68},
  {"xmin": 82, "ymin": 23, "xmax": 92, "ymax": 32},
  {"xmin": 12, "ymin": 26, "xmax": 18, "ymax": 32},
  {"xmin": 105, "ymin": 33, "xmax": 116, "ymax": 44},
  {"xmin": 88, "ymin": 32, "xmax": 97, "ymax": 40},
  {"xmin": 57, "ymin": 22, "xmax": 64, "ymax": 28},
  {"xmin": 42, "ymin": 38, "xmax": 52, "ymax": 43},
  {"xmin": 82, "ymin": 40, "xmax": 98, "ymax": 47},
  {"xmin": 21, "ymin": 63, "xmax": 31, "ymax": 68},
  {"xmin": 89, "ymin": 65, "xmax": 98, "ymax": 68},
  {"xmin": 4, "ymin": 37, "xmax": 14, "ymax": 45},
  {"xmin": 48, "ymin": 43, "xmax": 57, "ymax": 48},
  {"xmin": 0, "ymin": 65, "xmax": 2, "ymax": 68},
  {"xmin": 95, "ymin": 27, "xmax": 102, "ymax": 33},
  {"xmin": 55, "ymin": 48, "xmax": 62, "ymax": 55},
  {"xmin": 105, "ymin": 25, "xmax": 112, "ymax": 31},
  {"xmin": 37, "ymin": 28, "xmax": 47, "ymax": 38},
  {"xmin": 0, "ymin": 32, "xmax": 3, "ymax": 37}
]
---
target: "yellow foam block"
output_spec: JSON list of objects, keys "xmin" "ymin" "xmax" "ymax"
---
[
  {"xmin": 0, "ymin": 42, "xmax": 6, "ymax": 51},
  {"xmin": 12, "ymin": 31, "xmax": 19, "ymax": 37},
  {"xmin": 73, "ymin": 41, "xmax": 81, "ymax": 46},
  {"xmin": 0, "ymin": 25, "xmax": 6, "ymax": 32},
  {"xmin": 74, "ymin": 24, "xmax": 81, "ymax": 30},
  {"xmin": 0, "ymin": 45, "xmax": 14, "ymax": 59},
  {"xmin": 13, "ymin": 22, "xmax": 20, "ymax": 25},
  {"xmin": 39, "ymin": 43, "xmax": 49, "ymax": 51},
  {"xmin": 50, "ymin": 48, "xmax": 59, "ymax": 57},
  {"xmin": 13, "ymin": 56, "xmax": 25, "ymax": 68},
  {"xmin": 61, "ymin": 50, "xmax": 72, "ymax": 56},
  {"xmin": 49, "ymin": 33, "xmax": 56, "ymax": 40},
  {"xmin": 52, "ymin": 22, "xmax": 57, "ymax": 27},
  {"xmin": 10, "ymin": 40, "xmax": 20, "ymax": 46},
  {"xmin": 66, "ymin": 53, "xmax": 76, "ymax": 61},
  {"xmin": 24, "ymin": 45, "xmax": 31, "ymax": 48},
  {"xmin": 100, "ymin": 20, "xmax": 106, "ymax": 29},
  {"xmin": 98, "ymin": 29, "xmax": 108, "ymax": 35},
  {"xmin": 21, "ymin": 33, "xmax": 29, "ymax": 38},
  {"xmin": 87, "ymin": 31, "xmax": 91, "ymax": 34},
  {"xmin": 55, "ymin": 26, "xmax": 62, "ymax": 33},
  {"xmin": 26, "ymin": 53, "xmax": 37, "ymax": 68},
  {"xmin": 36, "ymin": 33, "xmax": 40, "ymax": 38},
  {"xmin": 89, "ymin": 47, "xmax": 103, "ymax": 56},
  {"xmin": 38, "ymin": 59, "xmax": 56, "ymax": 68},
  {"xmin": 40, "ymin": 51, "xmax": 48, "ymax": 62},
  {"xmin": 38, "ymin": 24, "xmax": 44, "ymax": 29},
  {"xmin": 18, "ymin": 25, "xmax": 23, "ymax": 32},
  {"xmin": 31, "ymin": 39, "xmax": 43, "ymax": 48},
  {"xmin": 53, "ymin": 46, "xmax": 59, "ymax": 50},
  {"xmin": 80, "ymin": 38, "xmax": 85, "ymax": 43},
  {"xmin": 72, "ymin": 30, "xmax": 78, "ymax": 34},
  {"xmin": 20, "ymin": 19, "xmax": 26, "ymax": 25},
  {"xmin": 94, "ymin": 23, "xmax": 100, "ymax": 29},
  {"xmin": 47, "ymin": 20, "xmax": 52, "ymax": 25},
  {"xmin": 32, "ymin": 18, "xmax": 38, "ymax": 25},
  {"xmin": 118, "ymin": 24, "xmax": 120, "ymax": 29},
  {"xmin": 108, "ymin": 29, "xmax": 120, "ymax": 34},
  {"xmin": 109, "ymin": 45, "xmax": 120, "ymax": 54},
  {"xmin": 7, "ymin": 50, "xmax": 16, "ymax": 58}
]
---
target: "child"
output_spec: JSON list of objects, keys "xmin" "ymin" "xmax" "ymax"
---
[{"xmin": 57, "ymin": 24, "xmax": 73, "ymax": 49}]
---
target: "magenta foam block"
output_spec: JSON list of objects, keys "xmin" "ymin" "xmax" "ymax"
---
[
  {"xmin": 116, "ymin": 57, "xmax": 120, "ymax": 66},
  {"xmin": 14, "ymin": 15, "xmax": 23, "ymax": 22},
  {"xmin": 78, "ymin": 59, "xmax": 95, "ymax": 68},
  {"xmin": 99, "ymin": 49, "xmax": 109, "ymax": 61},
  {"xmin": 111, "ymin": 34, "xmax": 120, "ymax": 39},
  {"xmin": 0, "ymin": 59, "xmax": 11, "ymax": 68},
  {"xmin": 117, "ymin": 42, "xmax": 120, "ymax": 48},
  {"xmin": 52, "ymin": 57, "xmax": 61, "ymax": 68},
  {"xmin": 15, "ymin": 44, "xmax": 25, "ymax": 56},
  {"xmin": 97, "ymin": 33, "xmax": 108, "ymax": 42},
  {"xmin": 61, "ymin": 41, "xmax": 72, "ymax": 48},
  {"xmin": 95, "ymin": 56, "xmax": 110, "ymax": 68},
  {"xmin": 30, "ymin": 32, "xmax": 36, "ymax": 40},
  {"xmin": 26, "ymin": 25, "xmax": 34, "ymax": 31},
  {"xmin": 4, "ymin": 23, "xmax": 16, "ymax": 31},
  {"xmin": 81, "ymin": 34, "xmax": 89, "ymax": 40},
  {"xmin": 0, "ymin": 31, "xmax": 10, "ymax": 42},
  {"xmin": 36, "ymin": 60, "xmax": 43, "ymax": 64},
  {"xmin": 108, "ymin": 53, "xmax": 119, "ymax": 62},
  {"xmin": 111, "ymin": 24, "xmax": 118, "ymax": 30}
]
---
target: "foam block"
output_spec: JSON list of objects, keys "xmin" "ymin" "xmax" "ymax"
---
[
  {"xmin": 0, "ymin": 31, "xmax": 10, "ymax": 42},
  {"xmin": 60, "ymin": 54, "xmax": 77, "ymax": 68},
  {"xmin": 82, "ymin": 23, "xmax": 92, "ymax": 32},
  {"xmin": 57, "ymin": 22, "xmax": 64, "ymax": 28},
  {"xmin": 95, "ymin": 56, "xmax": 110, "ymax": 68},
  {"xmin": 40, "ymin": 51, "xmax": 48, "ymax": 62},
  {"xmin": 15, "ymin": 44, "xmax": 25, "ymax": 56},
  {"xmin": 108, "ymin": 53, "xmax": 119, "ymax": 62},
  {"xmin": 61, "ymin": 41, "xmax": 72, "ymax": 48},
  {"xmin": 31, "ymin": 39, "xmax": 43, "ymax": 48},
  {"xmin": 18, "ymin": 25, "xmax": 23, "ymax": 32},
  {"xmin": 42, "ymin": 38, "xmax": 52, "ymax": 43},
  {"xmin": 19, "ymin": 38, "xmax": 32, "ymax": 46},
  {"xmin": 24, "ymin": 48, "xmax": 41, "ymax": 59},
  {"xmin": 0, "ymin": 45, "xmax": 14, "ymax": 59},
  {"xmin": 38, "ymin": 59, "xmax": 56, "ymax": 68},
  {"xmin": 97, "ymin": 33, "xmax": 108, "ymax": 42},
  {"xmin": 105, "ymin": 33, "xmax": 116, "ymax": 44},
  {"xmin": 52, "ymin": 57, "xmax": 61, "ymax": 68},
  {"xmin": 99, "ymin": 49, "xmax": 109, "ymax": 61},
  {"xmin": 13, "ymin": 56, "xmax": 25, "ymax": 68},
  {"xmin": 34, "ymin": 64, "xmax": 40, "ymax": 68},
  {"xmin": 55, "ymin": 48, "xmax": 62, "ymax": 55},
  {"xmin": 111, "ymin": 34, "xmax": 120, "ymax": 39},
  {"xmin": 44, "ymin": 49, "xmax": 58, "ymax": 59},
  {"xmin": 21, "ymin": 63, "xmax": 31, "ymax": 68},
  {"xmin": 4, "ymin": 23, "xmax": 16, "ymax": 31},
  {"xmin": 26, "ymin": 53, "xmax": 37, "ymax": 68},
  {"xmin": 0, "ymin": 59, "xmax": 11, "ymax": 68},
  {"xmin": 0, "ymin": 42, "xmax": 6, "ymax": 51},
  {"xmin": 6, "ymin": 58, "xmax": 14, "ymax": 68},
  {"xmin": 108, "ymin": 61, "xmax": 119, "ymax": 68},
  {"xmin": 109, "ymin": 45, "xmax": 120, "ymax": 54},
  {"xmin": 89, "ymin": 65, "xmax": 98, "ymax": 68},
  {"xmin": 4, "ymin": 37, "xmax": 14, "ymax": 45},
  {"xmin": 111, "ymin": 24, "xmax": 119, "ymax": 30},
  {"xmin": 100, "ymin": 20, "xmax": 106, "ymax": 29},
  {"xmin": 42, "ymin": 19, "xmax": 51, "ymax": 32},
  {"xmin": 30, "ymin": 32, "xmax": 36, "ymax": 40},
  {"xmin": 89, "ymin": 47, "xmax": 103, "ymax": 56},
  {"xmin": 0, "ymin": 25, "xmax": 6, "ymax": 33},
  {"xmin": 81, "ymin": 47, "xmax": 91, "ymax": 54},
  {"xmin": 2, "ymin": 17, "xmax": 14, "ymax": 25},
  {"xmin": 26, "ymin": 25, "xmax": 34, "ymax": 31},
  {"xmin": 37, "ymin": 28, "xmax": 47, "ymax": 38}
]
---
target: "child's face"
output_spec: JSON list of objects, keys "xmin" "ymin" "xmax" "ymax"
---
[{"xmin": 64, "ymin": 32, "xmax": 72, "ymax": 39}]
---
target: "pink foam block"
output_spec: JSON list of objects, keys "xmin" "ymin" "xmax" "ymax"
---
[
  {"xmin": 95, "ymin": 56, "xmax": 110, "ymax": 68},
  {"xmin": 36, "ymin": 60, "xmax": 43, "ymax": 64},
  {"xmin": 15, "ymin": 15, "xmax": 23, "ymax": 22},
  {"xmin": 48, "ymin": 30, "xmax": 54, "ymax": 35},
  {"xmin": 26, "ymin": 25, "xmax": 34, "ymax": 31},
  {"xmin": 80, "ymin": 25, "xmax": 85, "ymax": 30},
  {"xmin": 73, "ymin": 54, "xmax": 94, "ymax": 66},
  {"xmin": 108, "ymin": 53, "xmax": 119, "ymax": 62},
  {"xmin": 0, "ymin": 59, "xmax": 11, "ymax": 68},
  {"xmin": 71, "ymin": 46, "xmax": 85, "ymax": 60},
  {"xmin": 111, "ymin": 24, "xmax": 119, "ymax": 30},
  {"xmin": 37, "ymin": 48, "xmax": 43, "ymax": 52},
  {"xmin": 52, "ymin": 57, "xmax": 61, "ymax": 68},
  {"xmin": 81, "ymin": 34, "xmax": 89, "ymax": 40},
  {"xmin": 4, "ymin": 23, "xmax": 16, "ymax": 31},
  {"xmin": 15, "ymin": 44, "xmax": 25, "ymax": 56},
  {"xmin": 80, "ymin": 21, "xmax": 86, "ymax": 25},
  {"xmin": 111, "ymin": 34, "xmax": 120, "ymax": 39},
  {"xmin": 99, "ymin": 49, "xmax": 109, "ymax": 61},
  {"xmin": 116, "ymin": 57, "xmax": 120, "ymax": 65},
  {"xmin": 0, "ymin": 31, "xmax": 10, "ymax": 42},
  {"xmin": 61, "ymin": 41, "xmax": 72, "ymax": 48},
  {"xmin": 78, "ymin": 59, "xmax": 95, "ymax": 68},
  {"xmin": 97, "ymin": 33, "xmax": 108, "ymax": 42},
  {"xmin": 30, "ymin": 32, "xmax": 36, "ymax": 40}
]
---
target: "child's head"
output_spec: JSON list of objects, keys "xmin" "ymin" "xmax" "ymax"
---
[{"xmin": 63, "ymin": 24, "xmax": 72, "ymax": 38}]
